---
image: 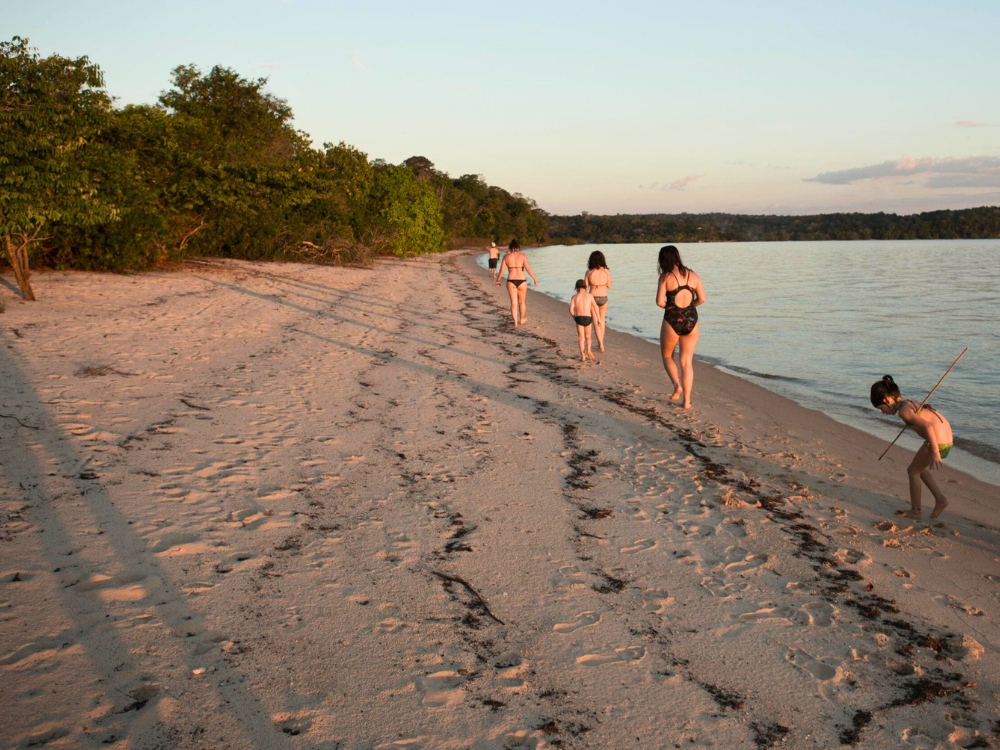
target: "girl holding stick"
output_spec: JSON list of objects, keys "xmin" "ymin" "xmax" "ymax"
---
[{"xmin": 871, "ymin": 375, "xmax": 954, "ymax": 520}]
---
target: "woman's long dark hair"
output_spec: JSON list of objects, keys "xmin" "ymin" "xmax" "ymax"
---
[
  {"xmin": 587, "ymin": 251, "xmax": 608, "ymax": 270},
  {"xmin": 870, "ymin": 375, "xmax": 901, "ymax": 407},
  {"xmin": 508, "ymin": 238, "xmax": 521, "ymax": 251},
  {"xmin": 658, "ymin": 245, "xmax": 686, "ymax": 276}
]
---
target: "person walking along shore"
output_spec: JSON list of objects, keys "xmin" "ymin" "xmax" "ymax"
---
[
  {"xmin": 656, "ymin": 245, "xmax": 706, "ymax": 409},
  {"xmin": 496, "ymin": 239, "xmax": 538, "ymax": 327}
]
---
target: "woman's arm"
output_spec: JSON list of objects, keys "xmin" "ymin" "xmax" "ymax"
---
[
  {"xmin": 606, "ymin": 270, "xmax": 612, "ymax": 289},
  {"xmin": 655, "ymin": 274, "xmax": 667, "ymax": 308},
  {"xmin": 524, "ymin": 257, "xmax": 538, "ymax": 285},
  {"xmin": 693, "ymin": 273, "xmax": 707, "ymax": 306},
  {"xmin": 495, "ymin": 256, "xmax": 508, "ymax": 286}
]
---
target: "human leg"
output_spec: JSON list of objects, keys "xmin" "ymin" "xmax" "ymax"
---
[
  {"xmin": 584, "ymin": 325, "xmax": 594, "ymax": 359},
  {"xmin": 659, "ymin": 321, "xmax": 682, "ymax": 400},
  {"xmin": 903, "ymin": 445, "xmax": 934, "ymax": 518},
  {"xmin": 594, "ymin": 304, "xmax": 606, "ymax": 352},
  {"xmin": 922, "ymin": 457, "xmax": 949, "ymax": 518},
  {"xmin": 677, "ymin": 324, "xmax": 700, "ymax": 409},
  {"xmin": 577, "ymin": 325, "xmax": 586, "ymax": 361},
  {"xmin": 505, "ymin": 282, "xmax": 519, "ymax": 326},
  {"xmin": 517, "ymin": 284, "xmax": 529, "ymax": 323}
]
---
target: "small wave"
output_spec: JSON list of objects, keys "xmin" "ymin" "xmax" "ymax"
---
[
  {"xmin": 718, "ymin": 363, "xmax": 808, "ymax": 384},
  {"xmin": 954, "ymin": 436, "xmax": 1000, "ymax": 465}
]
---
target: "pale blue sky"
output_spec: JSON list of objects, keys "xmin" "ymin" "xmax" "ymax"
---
[{"xmin": 6, "ymin": 1, "xmax": 999, "ymax": 214}]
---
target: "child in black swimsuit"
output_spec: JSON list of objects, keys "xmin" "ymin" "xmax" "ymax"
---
[{"xmin": 569, "ymin": 279, "xmax": 595, "ymax": 362}]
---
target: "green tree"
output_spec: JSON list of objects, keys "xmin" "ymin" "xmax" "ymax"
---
[
  {"xmin": 365, "ymin": 165, "xmax": 445, "ymax": 256},
  {"xmin": 0, "ymin": 36, "xmax": 118, "ymax": 299}
]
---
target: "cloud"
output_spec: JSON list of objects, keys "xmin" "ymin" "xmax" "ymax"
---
[
  {"xmin": 665, "ymin": 174, "xmax": 703, "ymax": 191},
  {"xmin": 805, "ymin": 155, "xmax": 1000, "ymax": 187},
  {"xmin": 351, "ymin": 51, "xmax": 368, "ymax": 71},
  {"xmin": 956, "ymin": 120, "xmax": 990, "ymax": 127}
]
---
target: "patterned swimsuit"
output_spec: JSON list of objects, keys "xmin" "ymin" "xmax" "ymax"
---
[{"xmin": 663, "ymin": 271, "xmax": 698, "ymax": 336}]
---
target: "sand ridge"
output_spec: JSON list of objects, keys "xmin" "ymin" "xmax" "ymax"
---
[{"xmin": 1, "ymin": 252, "xmax": 999, "ymax": 749}]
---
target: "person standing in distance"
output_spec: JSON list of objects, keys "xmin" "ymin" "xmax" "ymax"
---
[{"xmin": 487, "ymin": 242, "xmax": 499, "ymax": 280}]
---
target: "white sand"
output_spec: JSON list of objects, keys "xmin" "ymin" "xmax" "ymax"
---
[{"xmin": 2, "ymin": 252, "xmax": 999, "ymax": 749}]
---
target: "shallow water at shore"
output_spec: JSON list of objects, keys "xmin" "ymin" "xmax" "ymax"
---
[{"xmin": 482, "ymin": 240, "xmax": 1000, "ymax": 486}]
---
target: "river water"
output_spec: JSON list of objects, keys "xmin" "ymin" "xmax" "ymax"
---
[{"xmin": 480, "ymin": 240, "xmax": 1000, "ymax": 486}]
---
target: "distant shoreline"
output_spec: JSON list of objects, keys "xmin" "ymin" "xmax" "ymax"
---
[{"xmin": 547, "ymin": 205, "xmax": 1000, "ymax": 244}]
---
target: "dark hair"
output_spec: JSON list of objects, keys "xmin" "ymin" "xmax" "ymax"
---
[
  {"xmin": 508, "ymin": 239, "xmax": 520, "ymax": 251},
  {"xmin": 587, "ymin": 251, "xmax": 608, "ymax": 270},
  {"xmin": 658, "ymin": 245, "xmax": 687, "ymax": 276},
  {"xmin": 870, "ymin": 375, "xmax": 901, "ymax": 407},
  {"xmin": 575, "ymin": 279, "xmax": 587, "ymax": 291}
]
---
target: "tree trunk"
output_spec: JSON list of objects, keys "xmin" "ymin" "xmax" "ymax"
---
[{"xmin": 4, "ymin": 235, "xmax": 37, "ymax": 301}]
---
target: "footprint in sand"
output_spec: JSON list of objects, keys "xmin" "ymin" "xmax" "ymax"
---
[
  {"xmin": 576, "ymin": 646, "xmax": 645, "ymax": 667},
  {"xmin": 785, "ymin": 648, "xmax": 838, "ymax": 681},
  {"xmin": 701, "ymin": 576, "xmax": 748, "ymax": 599},
  {"xmin": 936, "ymin": 594, "xmax": 984, "ymax": 617},
  {"xmin": 374, "ymin": 738, "xmax": 430, "ymax": 749},
  {"xmin": 738, "ymin": 606, "xmax": 792, "ymax": 624},
  {"xmin": 796, "ymin": 601, "xmax": 836, "ymax": 627},
  {"xmin": 725, "ymin": 553, "xmax": 768, "ymax": 574},
  {"xmin": 491, "ymin": 651, "xmax": 529, "ymax": 689},
  {"xmin": 151, "ymin": 532, "xmax": 212, "ymax": 556},
  {"xmin": 625, "ymin": 503, "xmax": 649, "ymax": 521},
  {"xmin": 835, "ymin": 548, "xmax": 870, "ymax": 565},
  {"xmin": 642, "ymin": 588, "xmax": 673, "ymax": 614},
  {"xmin": 621, "ymin": 538, "xmax": 657, "ymax": 554},
  {"xmin": 553, "ymin": 611, "xmax": 601, "ymax": 633},
  {"xmin": 416, "ymin": 670, "xmax": 469, "ymax": 708},
  {"xmin": 73, "ymin": 572, "xmax": 162, "ymax": 602}
]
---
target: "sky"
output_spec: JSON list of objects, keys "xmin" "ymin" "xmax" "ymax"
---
[{"xmin": 6, "ymin": 0, "xmax": 1000, "ymax": 216}]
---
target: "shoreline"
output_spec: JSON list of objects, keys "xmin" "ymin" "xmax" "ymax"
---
[
  {"xmin": 475, "ymin": 247, "xmax": 1000, "ymax": 488},
  {"xmin": 3, "ymin": 252, "xmax": 1000, "ymax": 748}
]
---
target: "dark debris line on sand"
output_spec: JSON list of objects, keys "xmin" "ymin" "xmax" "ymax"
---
[{"xmin": 451, "ymin": 252, "xmax": 989, "ymax": 747}]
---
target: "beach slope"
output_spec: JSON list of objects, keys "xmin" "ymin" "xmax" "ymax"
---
[{"xmin": 1, "ymin": 252, "xmax": 998, "ymax": 749}]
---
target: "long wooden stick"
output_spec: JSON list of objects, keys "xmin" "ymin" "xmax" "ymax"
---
[{"xmin": 878, "ymin": 347, "xmax": 968, "ymax": 461}]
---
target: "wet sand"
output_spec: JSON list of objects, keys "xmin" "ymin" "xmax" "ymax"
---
[{"xmin": 2, "ymin": 250, "xmax": 999, "ymax": 749}]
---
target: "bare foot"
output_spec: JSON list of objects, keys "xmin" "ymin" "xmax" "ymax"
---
[
  {"xmin": 588, "ymin": 352, "xmax": 595, "ymax": 360},
  {"xmin": 896, "ymin": 509, "xmax": 923, "ymax": 520},
  {"xmin": 929, "ymin": 499, "xmax": 949, "ymax": 519},
  {"xmin": 669, "ymin": 390, "xmax": 683, "ymax": 402},
  {"xmin": 599, "ymin": 345, "xmax": 605, "ymax": 353},
  {"xmin": 682, "ymin": 402, "xmax": 692, "ymax": 410},
  {"xmin": 520, "ymin": 317, "xmax": 528, "ymax": 324}
]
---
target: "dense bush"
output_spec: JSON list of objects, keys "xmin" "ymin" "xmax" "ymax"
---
[{"xmin": 1, "ymin": 37, "xmax": 549, "ymax": 294}]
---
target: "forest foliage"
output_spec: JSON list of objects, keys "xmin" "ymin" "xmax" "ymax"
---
[
  {"xmin": 0, "ymin": 37, "xmax": 549, "ymax": 287},
  {"xmin": 549, "ymin": 207, "xmax": 1000, "ymax": 244}
]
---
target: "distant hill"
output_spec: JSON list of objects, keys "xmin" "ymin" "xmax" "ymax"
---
[{"xmin": 547, "ymin": 206, "xmax": 1000, "ymax": 244}]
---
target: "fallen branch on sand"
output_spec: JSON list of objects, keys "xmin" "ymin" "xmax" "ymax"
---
[
  {"xmin": 0, "ymin": 413, "xmax": 40, "ymax": 429},
  {"xmin": 430, "ymin": 570, "xmax": 505, "ymax": 624}
]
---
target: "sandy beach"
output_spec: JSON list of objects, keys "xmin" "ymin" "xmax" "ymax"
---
[{"xmin": 2, "ymin": 250, "xmax": 999, "ymax": 749}]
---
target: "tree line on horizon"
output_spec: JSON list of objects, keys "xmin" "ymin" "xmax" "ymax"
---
[
  {"xmin": 0, "ymin": 37, "xmax": 548, "ymax": 300},
  {"xmin": 548, "ymin": 206, "xmax": 1000, "ymax": 245}
]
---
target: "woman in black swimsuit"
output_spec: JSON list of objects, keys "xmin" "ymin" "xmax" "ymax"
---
[
  {"xmin": 496, "ymin": 239, "xmax": 538, "ymax": 328},
  {"xmin": 655, "ymin": 245, "xmax": 706, "ymax": 409}
]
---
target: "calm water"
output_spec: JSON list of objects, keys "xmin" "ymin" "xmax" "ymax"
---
[{"xmin": 480, "ymin": 240, "xmax": 1000, "ymax": 486}]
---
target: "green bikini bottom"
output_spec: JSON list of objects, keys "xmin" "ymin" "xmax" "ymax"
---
[{"xmin": 924, "ymin": 442, "xmax": 952, "ymax": 459}]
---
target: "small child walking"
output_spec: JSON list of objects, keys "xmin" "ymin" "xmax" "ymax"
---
[
  {"xmin": 870, "ymin": 375, "xmax": 954, "ymax": 520},
  {"xmin": 569, "ymin": 280, "xmax": 595, "ymax": 362}
]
